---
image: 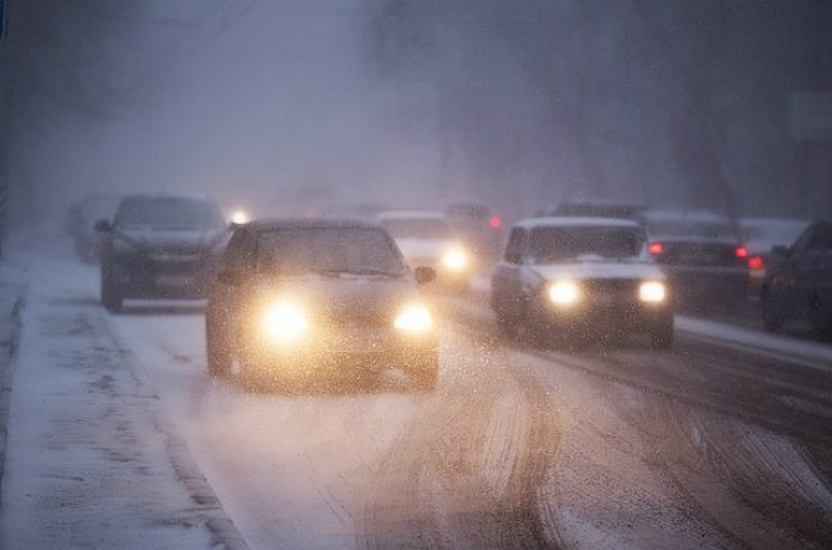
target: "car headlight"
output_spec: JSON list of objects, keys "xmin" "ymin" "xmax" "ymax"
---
[
  {"xmin": 394, "ymin": 303, "xmax": 434, "ymax": 334},
  {"xmin": 548, "ymin": 280, "xmax": 580, "ymax": 306},
  {"xmin": 441, "ymin": 248, "xmax": 468, "ymax": 271},
  {"xmin": 639, "ymin": 281, "xmax": 666, "ymax": 303},
  {"xmin": 230, "ymin": 209, "xmax": 249, "ymax": 225},
  {"xmin": 262, "ymin": 300, "xmax": 310, "ymax": 343}
]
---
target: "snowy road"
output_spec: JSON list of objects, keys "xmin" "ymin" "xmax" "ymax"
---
[{"xmin": 4, "ymin": 243, "xmax": 832, "ymax": 548}]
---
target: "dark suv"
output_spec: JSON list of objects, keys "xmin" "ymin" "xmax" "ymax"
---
[
  {"xmin": 761, "ymin": 220, "xmax": 832, "ymax": 340},
  {"xmin": 205, "ymin": 218, "xmax": 439, "ymax": 391},
  {"xmin": 96, "ymin": 194, "xmax": 228, "ymax": 312}
]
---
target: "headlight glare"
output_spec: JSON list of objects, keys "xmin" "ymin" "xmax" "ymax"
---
[
  {"xmin": 263, "ymin": 301, "xmax": 309, "ymax": 342},
  {"xmin": 442, "ymin": 248, "xmax": 468, "ymax": 271},
  {"xmin": 548, "ymin": 280, "xmax": 580, "ymax": 306},
  {"xmin": 639, "ymin": 281, "xmax": 666, "ymax": 303},
  {"xmin": 394, "ymin": 304, "xmax": 434, "ymax": 333}
]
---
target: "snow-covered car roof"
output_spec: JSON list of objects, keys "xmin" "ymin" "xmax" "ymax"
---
[
  {"xmin": 639, "ymin": 209, "xmax": 730, "ymax": 223},
  {"xmin": 514, "ymin": 216, "xmax": 643, "ymax": 230},
  {"xmin": 374, "ymin": 210, "xmax": 448, "ymax": 222}
]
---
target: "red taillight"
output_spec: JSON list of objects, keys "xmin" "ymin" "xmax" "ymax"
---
[
  {"xmin": 735, "ymin": 245, "xmax": 749, "ymax": 259},
  {"xmin": 489, "ymin": 216, "xmax": 502, "ymax": 228},
  {"xmin": 648, "ymin": 242, "xmax": 663, "ymax": 255},
  {"xmin": 748, "ymin": 256, "xmax": 764, "ymax": 269}
]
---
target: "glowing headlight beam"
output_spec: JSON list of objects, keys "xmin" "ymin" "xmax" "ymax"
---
[
  {"xmin": 442, "ymin": 249, "xmax": 468, "ymax": 271},
  {"xmin": 231, "ymin": 210, "xmax": 249, "ymax": 225},
  {"xmin": 394, "ymin": 304, "xmax": 434, "ymax": 333},
  {"xmin": 263, "ymin": 301, "xmax": 309, "ymax": 342},
  {"xmin": 639, "ymin": 281, "xmax": 667, "ymax": 303},
  {"xmin": 548, "ymin": 280, "xmax": 580, "ymax": 306}
]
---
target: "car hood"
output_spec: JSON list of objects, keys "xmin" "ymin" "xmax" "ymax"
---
[
  {"xmin": 249, "ymin": 273, "xmax": 425, "ymax": 322},
  {"xmin": 529, "ymin": 259, "xmax": 665, "ymax": 281},
  {"xmin": 113, "ymin": 227, "xmax": 227, "ymax": 254}
]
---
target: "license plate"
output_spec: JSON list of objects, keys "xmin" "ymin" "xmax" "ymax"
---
[
  {"xmin": 333, "ymin": 330, "xmax": 388, "ymax": 353},
  {"xmin": 155, "ymin": 274, "xmax": 193, "ymax": 286}
]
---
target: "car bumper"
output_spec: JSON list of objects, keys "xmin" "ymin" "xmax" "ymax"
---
[
  {"xmin": 662, "ymin": 267, "xmax": 748, "ymax": 303},
  {"xmin": 106, "ymin": 255, "xmax": 220, "ymax": 299},
  {"xmin": 240, "ymin": 327, "xmax": 439, "ymax": 378}
]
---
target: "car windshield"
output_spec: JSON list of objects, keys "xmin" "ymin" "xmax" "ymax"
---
[
  {"xmin": 529, "ymin": 226, "xmax": 644, "ymax": 261},
  {"xmin": 255, "ymin": 227, "xmax": 407, "ymax": 275},
  {"xmin": 645, "ymin": 219, "xmax": 737, "ymax": 240},
  {"xmin": 378, "ymin": 218, "xmax": 451, "ymax": 239},
  {"xmin": 115, "ymin": 197, "xmax": 224, "ymax": 230}
]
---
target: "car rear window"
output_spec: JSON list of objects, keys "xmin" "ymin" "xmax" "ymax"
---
[
  {"xmin": 255, "ymin": 227, "xmax": 407, "ymax": 275},
  {"xmin": 115, "ymin": 197, "xmax": 224, "ymax": 230},
  {"xmin": 645, "ymin": 219, "xmax": 737, "ymax": 240},
  {"xmin": 378, "ymin": 218, "xmax": 451, "ymax": 239}
]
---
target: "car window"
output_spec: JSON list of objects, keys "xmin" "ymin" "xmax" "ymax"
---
[
  {"xmin": 504, "ymin": 227, "xmax": 527, "ymax": 263},
  {"xmin": 645, "ymin": 219, "xmax": 737, "ymax": 240},
  {"xmin": 114, "ymin": 197, "xmax": 224, "ymax": 230},
  {"xmin": 378, "ymin": 218, "xmax": 451, "ymax": 239},
  {"xmin": 529, "ymin": 226, "xmax": 644, "ymax": 261},
  {"xmin": 255, "ymin": 227, "xmax": 407, "ymax": 274}
]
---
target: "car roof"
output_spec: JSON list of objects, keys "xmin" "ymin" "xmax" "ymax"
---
[
  {"xmin": 639, "ymin": 209, "xmax": 730, "ymax": 222},
  {"xmin": 119, "ymin": 192, "xmax": 216, "ymax": 203},
  {"xmin": 374, "ymin": 210, "xmax": 448, "ymax": 221},
  {"xmin": 513, "ymin": 216, "xmax": 643, "ymax": 230},
  {"xmin": 241, "ymin": 217, "xmax": 383, "ymax": 232}
]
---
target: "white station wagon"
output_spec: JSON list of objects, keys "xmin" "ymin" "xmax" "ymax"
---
[{"xmin": 491, "ymin": 216, "xmax": 674, "ymax": 348}]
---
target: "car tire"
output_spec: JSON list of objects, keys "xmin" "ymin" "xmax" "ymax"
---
[
  {"xmin": 650, "ymin": 318, "xmax": 674, "ymax": 349},
  {"xmin": 761, "ymin": 291, "xmax": 784, "ymax": 333},
  {"xmin": 496, "ymin": 312, "xmax": 518, "ymax": 340},
  {"xmin": 205, "ymin": 321, "xmax": 231, "ymax": 377},
  {"xmin": 808, "ymin": 295, "xmax": 832, "ymax": 341},
  {"xmin": 411, "ymin": 357, "xmax": 439, "ymax": 391},
  {"xmin": 100, "ymin": 270, "xmax": 123, "ymax": 313}
]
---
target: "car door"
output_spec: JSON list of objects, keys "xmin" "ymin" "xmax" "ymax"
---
[{"xmin": 491, "ymin": 227, "xmax": 527, "ymax": 320}]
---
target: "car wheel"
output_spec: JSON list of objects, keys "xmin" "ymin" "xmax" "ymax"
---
[
  {"xmin": 205, "ymin": 322, "xmax": 231, "ymax": 378},
  {"xmin": 761, "ymin": 291, "xmax": 784, "ymax": 333},
  {"xmin": 100, "ymin": 271, "xmax": 122, "ymax": 313},
  {"xmin": 650, "ymin": 318, "xmax": 674, "ymax": 349},
  {"xmin": 411, "ymin": 357, "xmax": 439, "ymax": 391},
  {"xmin": 495, "ymin": 312, "xmax": 518, "ymax": 340},
  {"xmin": 808, "ymin": 295, "xmax": 832, "ymax": 341}
]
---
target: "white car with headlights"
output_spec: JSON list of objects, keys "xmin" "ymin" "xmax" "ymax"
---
[
  {"xmin": 205, "ymin": 218, "xmax": 439, "ymax": 391},
  {"xmin": 491, "ymin": 217, "xmax": 674, "ymax": 348},
  {"xmin": 375, "ymin": 210, "xmax": 473, "ymax": 290}
]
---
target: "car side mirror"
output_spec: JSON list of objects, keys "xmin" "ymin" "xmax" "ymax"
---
[
  {"xmin": 504, "ymin": 252, "xmax": 522, "ymax": 264},
  {"xmin": 217, "ymin": 270, "xmax": 242, "ymax": 285},
  {"xmin": 94, "ymin": 219, "xmax": 111, "ymax": 233},
  {"xmin": 413, "ymin": 266, "xmax": 436, "ymax": 285}
]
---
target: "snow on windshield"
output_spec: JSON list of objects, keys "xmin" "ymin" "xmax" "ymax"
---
[
  {"xmin": 529, "ymin": 226, "xmax": 644, "ymax": 261},
  {"xmin": 255, "ymin": 227, "xmax": 406, "ymax": 274}
]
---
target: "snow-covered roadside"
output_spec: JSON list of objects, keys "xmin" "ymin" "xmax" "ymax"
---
[{"xmin": 0, "ymin": 241, "xmax": 247, "ymax": 549}]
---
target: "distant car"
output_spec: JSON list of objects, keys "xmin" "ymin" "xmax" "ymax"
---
[
  {"xmin": 445, "ymin": 201, "xmax": 504, "ymax": 265},
  {"xmin": 491, "ymin": 217, "xmax": 674, "ymax": 348},
  {"xmin": 639, "ymin": 209, "xmax": 748, "ymax": 312},
  {"xmin": 205, "ymin": 218, "xmax": 440, "ymax": 391},
  {"xmin": 66, "ymin": 192, "xmax": 120, "ymax": 263},
  {"xmin": 760, "ymin": 219, "xmax": 832, "ymax": 339},
  {"xmin": 375, "ymin": 210, "xmax": 473, "ymax": 290},
  {"xmin": 738, "ymin": 217, "xmax": 810, "ymax": 296},
  {"xmin": 95, "ymin": 193, "xmax": 229, "ymax": 312}
]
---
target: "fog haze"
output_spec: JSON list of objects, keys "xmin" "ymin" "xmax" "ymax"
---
[{"xmin": 2, "ymin": 0, "xmax": 832, "ymax": 236}]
